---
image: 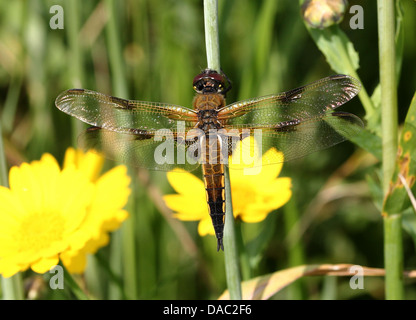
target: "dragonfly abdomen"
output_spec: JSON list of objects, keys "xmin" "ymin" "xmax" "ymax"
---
[
  {"xmin": 203, "ymin": 164, "xmax": 225, "ymax": 251},
  {"xmin": 202, "ymin": 133, "xmax": 226, "ymax": 251}
]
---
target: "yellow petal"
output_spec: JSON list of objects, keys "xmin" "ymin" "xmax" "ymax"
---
[
  {"xmin": 63, "ymin": 147, "xmax": 76, "ymax": 168},
  {"xmin": 31, "ymin": 255, "xmax": 60, "ymax": 274},
  {"xmin": 58, "ymin": 168, "xmax": 93, "ymax": 234},
  {"xmin": 166, "ymin": 169, "xmax": 205, "ymax": 197},
  {"xmin": 229, "ymin": 136, "xmax": 261, "ymax": 168},
  {"xmin": 198, "ymin": 216, "xmax": 215, "ymax": 236},
  {"xmin": 94, "ymin": 165, "xmax": 131, "ymax": 211},
  {"xmin": 85, "ymin": 233, "xmax": 110, "ymax": 253},
  {"xmin": 0, "ymin": 260, "xmax": 26, "ymax": 278},
  {"xmin": 231, "ymin": 148, "xmax": 284, "ymax": 184},
  {"xmin": 256, "ymin": 148, "xmax": 284, "ymax": 181},
  {"xmin": 74, "ymin": 149, "xmax": 105, "ymax": 182},
  {"xmin": 9, "ymin": 164, "xmax": 42, "ymax": 215},
  {"xmin": 38, "ymin": 153, "xmax": 61, "ymax": 171},
  {"xmin": 260, "ymin": 177, "xmax": 292, "ymax": 208},
  {"xmin": 165, "ymin": 194, "xmax": 207, "ymax": 220},
  {"xmin": 0, "ymin": 186, "xmax": 24, "ymax": 228},
  {"xmin": 61, "ymin": 250, "xmax": 88, "ymax": 274},
  {"xmin": 238, "ymin": 209, "xmax": 269, "ymax": 223},
  {"xmin": 101, "ymin": 210, "xmax": 129, "ymax": 231}
]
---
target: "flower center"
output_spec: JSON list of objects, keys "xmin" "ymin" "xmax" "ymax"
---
[{"xmin": 16, "ymin": 211, "xmax": 66, "ymax": 252}]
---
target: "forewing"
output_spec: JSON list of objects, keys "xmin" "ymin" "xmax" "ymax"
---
[
  {"xmin": 218, "ymin": 75, "xmax": 361, "ymax": 127},
  {"xmin": 55, "ymin": 89, "xmax": 198, "ymax": 133}
]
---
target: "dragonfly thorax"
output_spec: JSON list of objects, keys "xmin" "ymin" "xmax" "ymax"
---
[
  {"xmin": 197, "ymin": 109, "xmax": 221, "ymax": 131},
  {"xmin": 198, "ymin": 109, "xmax": 218, "ymax": 120}
]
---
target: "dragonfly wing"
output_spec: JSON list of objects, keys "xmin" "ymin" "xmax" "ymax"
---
[
  {"xmin": 55, "ymin": 89, "xmax": 198, "ymax": 133},
  {"xmin": 222, "ymin": 111, "xmax": 364, "ymax": 167},
  {"xmin": 78, "ymin": 127, "xmax": 203, "ymax": 172},
  {"xmin": 218, "ymin": 75, "xmax": 361, "ymax": 127}
]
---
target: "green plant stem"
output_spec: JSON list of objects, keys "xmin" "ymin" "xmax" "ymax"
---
[
  {"xmin": 283, "ymin": 195, "xmax": 306, "ymax": 299},
  {"xmin": 384, "ymin": 214, "xmax": 404, "ymax": 299},
  {"xmin": 66, "ymin": 0, "xmax": 84, "ymax": 88},
  {"xmin": 1, "ymin": 274, "xmax": 24, "ymax": 300},
  {"xmin": 378, "ymin": 2, "xmax": 398, "ymax": 192},
  {"xmin": 0, "ymin": 123, "xmax": 7, "ymax": 189},
  {"xmin": 234, "ymin": 224, "xmax": 251, "ymax": 281},
  {"xmin": 204, "ymin": 0, "xmax": 220, "ymax": 71},
  {"xmin": 2, "ymin": 71, "xmax": 23, "ymax": 134},
  {"xmin": 377, "ymin": 0, "xmax": 403, "ymax": 299},
  {"xmin": 203, "ymin": 0, "xmax": 242, "ymax": 299},
  {"xmin": 66, "ymin": 0, "xmax": 85, "ymax": 145},
  {"xmin": 105, "ymin": 0, "xmax": 137, "ymax": 300},
  {"xmin": 223, "ymin": 166, "xmax": 242, "ymax": 300},
  {"xmin": 105, "ymin": 0, "xmax": 128, "ymax": 98}
]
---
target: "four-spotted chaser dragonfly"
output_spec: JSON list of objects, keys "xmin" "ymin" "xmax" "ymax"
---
[{"xmin": 55, "ymin": 69, "xmax": 363, "ymax": 251}]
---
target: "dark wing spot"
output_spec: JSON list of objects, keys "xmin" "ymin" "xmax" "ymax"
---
[
  {"xmin": 129, "ymin": 128, "xmax": 153, "ymax": 140},
  {"xmin": 284, "ymin": 87, "xmax": 304, "ymax": 102},
  {"xmin": 331, "ymin": 111, "xmax": 359, "ymax": 124},
  {"xmin": 86, "ymin": 126, "xmax": 100, "ymax": 133},
  {"xmin": 274, "ymin": 119, "xmax": 301, "ymax": 132},
  {"xmin": 110, "ymin": 96, "xmax": 133, "ymax": 109},
  {"xmin": 67, "ymin": 88, "xmax": 85, "ymax": 93}
]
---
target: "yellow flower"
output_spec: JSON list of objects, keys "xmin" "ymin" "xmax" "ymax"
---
[
  {"xmin": 0, "ymin": 148, "xmax": 130, "ymax": 277},
  {"xmin": 163, "ymin": 137, "xmax": 292, "ymax": 237}
]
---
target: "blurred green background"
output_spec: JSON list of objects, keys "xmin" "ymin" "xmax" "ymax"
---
[{"xmin": 1, "ymin": 0, "xmax": 416, "ymax": 299}]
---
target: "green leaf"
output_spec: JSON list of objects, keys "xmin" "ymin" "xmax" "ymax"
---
[
  {"xmin": 366, "ymin": 171, "xmax": 384, "ymax": 212},
  {"xmin": 304, "ymin": 21, "xmax": 378, "ymax": 133},
  {"xmin": 383, "ymin": 91, "xmax": 416, "ymax": 215},
  {"xmin": 395, "ymin": 0, "xmax": 404, "ymax": 80},
  {"xmin": 324, "ymin": 112, "xmax": 382, "ymax": 160},
  {"xmin": 246, "ymin": 214, "xmax": 276, "ymax": 268},
  {"xmin": 307, "ymin": 26, "xmax": 359, "ymax": 75},
  {"xmin": 349, "ymin": 128, "xmax": 382, "ymax": 161}
]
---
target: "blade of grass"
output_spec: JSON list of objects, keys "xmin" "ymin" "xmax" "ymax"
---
[
  {"xmin": 283, "ymin": 195, "xmax": 306, "ymax": 299},
  {"xmin": 204, "ymin": 0, "xmax": 242, "ymax": 300},
  {"xmin": 1, "ymin": 72, "xmax": 23, "ymax": 135},
  {"xmin": 238, "ymin": 0, "xmax": 278, "ymax": 100},
  {"xmin": 66, "ymin": 0, "xmax": 86, "ymax": 145},
  {"xmin": 223, "ymin": 166, "xmax": 242, "ymax": 300},
  {"xmin": 104, "ymin": 0, "xmax": 137, "ymax": 300},
  {"xmin": 0, "ymin": 123, "xmax": 8, "ymax": 189}
]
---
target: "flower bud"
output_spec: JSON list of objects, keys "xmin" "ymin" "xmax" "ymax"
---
[{"xmin": 302, "ymin": 0, "xmax": 348, "ymax": 29}]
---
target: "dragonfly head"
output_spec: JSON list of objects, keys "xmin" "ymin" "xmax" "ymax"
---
[{"xmin": 193, "ymin": 69, "xmax": 226, "ymax": 94}]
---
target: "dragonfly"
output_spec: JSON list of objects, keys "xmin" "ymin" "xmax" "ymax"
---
[{"xmin": 55, "ymin": 69, "xmax": 363, "ymax": 251}]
